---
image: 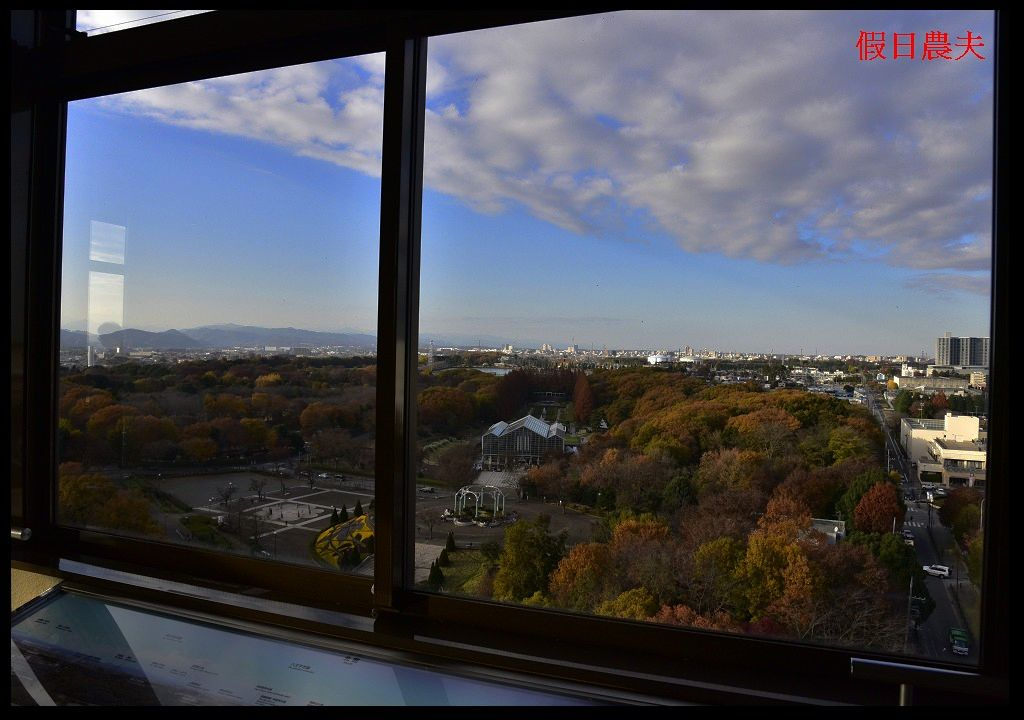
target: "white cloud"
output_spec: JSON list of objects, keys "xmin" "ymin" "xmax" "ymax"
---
[
  {"xmin": 101, "ymin": 58, "xmax": 385, "ymax": 178},
  {"xmin": 904, "ymin": 272, "xmax": 990, "ymax": 296},
  {"xmin": 423, "ymin": 10, "xmax": 993, "ymax": 273},
  {"xmin": 94, "ymin": 11, "xmax": 993, "ymax": 280}
]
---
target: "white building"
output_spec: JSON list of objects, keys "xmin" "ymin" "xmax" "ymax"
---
[
  {"xmin": 900, "ymin": 413, "xmax": 987, "ymax": 487},
  {"xmin": 893, "ymin": 374, "xmax": 968, "ymax": 394},
  {"xmin": 647, "ymin": 353, "xmax": 673, "ymax": 365}
]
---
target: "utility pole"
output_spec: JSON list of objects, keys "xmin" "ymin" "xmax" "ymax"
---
[{"xmin": 904, "ymin": 574, "xmax": 914, "ymax": 652}]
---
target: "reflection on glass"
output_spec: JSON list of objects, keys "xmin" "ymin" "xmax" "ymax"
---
[
  {"xmin": 57, "ymin": 55, "xmax": 385, "ymax": 574},
  {"xmin": 416, "ymin": 10, "xmax": 992, "ymax": 664},
  {"xmin": 89, "ymin": 220, "xmax": 126, "ymax": 264},
  {"xmin": 75, "ymin": 10, "xmax": 212, "ymax": 37}
]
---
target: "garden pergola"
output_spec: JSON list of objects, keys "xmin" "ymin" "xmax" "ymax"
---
[{"xmin": 454, "ymin": 484, "xmax": 505, "ymax": 519}]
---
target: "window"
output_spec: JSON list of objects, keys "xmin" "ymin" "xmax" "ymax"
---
[
  {"xmin": 11, "ymin": 9, "xmax": 1008, "ymax": 705},
  {"xmin": 57, "ymin": 55, "xmax": 384, "ymax": 575},
  {"xmin": 415, "ymin": 10, "xmax": 994, "ymax": 666}
]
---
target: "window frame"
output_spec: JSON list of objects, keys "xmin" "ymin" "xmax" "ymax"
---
[{"xmin": 10, "ymin": 9, "xmax": 1009, "ymax": 705}]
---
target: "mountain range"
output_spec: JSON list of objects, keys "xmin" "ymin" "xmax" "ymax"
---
[
  {"xmin": 59, "ymin": 324, "xmax": 542, "ymax": 352},
  {"xmin": 59, "ymin": 324, "xmax": 377, "ymax": 351}
]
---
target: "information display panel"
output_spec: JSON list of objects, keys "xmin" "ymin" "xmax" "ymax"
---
[{"xmin": 11, "ymin": 590, "xmax": 601, "ymax": 706}]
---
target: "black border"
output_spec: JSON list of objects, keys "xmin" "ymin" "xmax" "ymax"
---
[{"xmin": 10, "ymin": 9, "xmax": 1009, "ymax": 705}]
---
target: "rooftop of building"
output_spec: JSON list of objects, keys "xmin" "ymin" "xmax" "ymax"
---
[
  {"xmin": 933, "ymin": 437, "xmax": 987, "ymax": 452},
  {"xmin": 485, "ymin": 415, "xmax": 566, "ymax": 439},
  {"xmin": 903, "ymin": 417, "xmax": 945, "ymax": 430}
]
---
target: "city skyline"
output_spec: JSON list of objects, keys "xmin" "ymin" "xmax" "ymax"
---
[{"xmin": 61, "ymin": 10, "xmax": 993, "ymax": 356}]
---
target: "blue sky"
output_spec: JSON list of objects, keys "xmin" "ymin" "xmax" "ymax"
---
[{"xmin": 63, "ymin": 10, "xmax": 993, "ymax": 355}]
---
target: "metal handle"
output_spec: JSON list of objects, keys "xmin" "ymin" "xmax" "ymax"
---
[{"xmin": 11, "ymin": 527, "xmax": 32, "ymax": 541}]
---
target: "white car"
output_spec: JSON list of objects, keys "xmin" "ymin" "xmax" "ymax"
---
[{"xmin": 923, "ymin": 564, "xmax": 950, "ymax": 578}]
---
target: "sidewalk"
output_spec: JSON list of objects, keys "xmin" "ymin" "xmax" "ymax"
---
[{"xmin": 947, "ymin": 568, "xmax": 982, "ymax": 641}]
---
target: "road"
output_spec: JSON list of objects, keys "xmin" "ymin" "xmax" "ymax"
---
[
  {"xmin": 903, "ymin": 499, "xmax": 975, "ymax": 664},
  {"xmin": 864, "ymin": 386, "xmax": 974, "ymax": 665}
]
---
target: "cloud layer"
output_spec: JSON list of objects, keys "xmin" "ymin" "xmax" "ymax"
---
[{"xmin": 96, "ymin": 10, "xmax": 993, "ymax": 281}]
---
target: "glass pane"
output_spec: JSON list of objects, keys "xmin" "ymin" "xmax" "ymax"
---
[
  {"xmin": 58, "ymin": 53, "xmax": 386, "ymax": 575},
  {"xmin": 76, "ymin": 10, "xmax": 212, "ymax": 37},
  {"xmin": 417, "ymin": 10, "xmax": 992, "ymax": 664}
]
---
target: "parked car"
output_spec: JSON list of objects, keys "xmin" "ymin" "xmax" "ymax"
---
[
  {"xmin": 949, "ymin": 627, "xmax": 970, "ymax": 656},
  {"xmin": 923, "ymin": 564, "xmax": 951, "ymax": 578}
]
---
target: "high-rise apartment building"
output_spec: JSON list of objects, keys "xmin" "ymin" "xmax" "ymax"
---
[{"xmin": 936, "ymin": 332, "xmax": 990, "ymax": 367}]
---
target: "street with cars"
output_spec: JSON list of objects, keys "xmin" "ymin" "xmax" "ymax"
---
[{"xmin": 863, "ymin": 385, "xmax": 976, "ymax": 664}]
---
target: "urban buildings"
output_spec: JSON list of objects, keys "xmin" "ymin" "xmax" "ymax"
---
[
  {"xmin": 936, "ymin": 332, "xmax": 990, "ymax": 368},
  {"xmin": 900, "ymin": 412, "xmax": 987, "ymax": 487}
]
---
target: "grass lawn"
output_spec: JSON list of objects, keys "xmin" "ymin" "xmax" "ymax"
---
[
  {"xmin": 180, "ymin": 515, "xmax": 236, "ymax": 549},
  {"xmin": 433, "ymin": 549, "xmax": 493, "ymax": 594}
]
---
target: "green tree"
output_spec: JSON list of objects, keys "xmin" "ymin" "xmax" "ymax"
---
[
  {"xmin": 354, "ymin": 499, "xmax": 364, "ymax": 517},
  {"xmin": 835, "ymin": 468, "xmax": 887, "ymax": 523},
  {"xmin": 953, "ymin": 504, "xmax": 981, "ymax": 546},
  {"xmin": 480, "ymin": 540, "xmax": 501, "ymax": 563},
  {"xmin": 438, "ymin": 548, "xmax": 451, "ymax": 567},
  {"xmin": 445, "ymin": 530, "xmax": 457, "ymax": 553},
  {"xmin": 966, "ymin": 533, "xmax": 983, "ymax": 585},
  {"xmin": 893, "ymin": 390, "xmax": 914, "ymax": 414},
  {"xmin": 331, "ymin": 507, "xmax": 339, "ymax": 525},
  {"xmin": 827, "ymin": 425, "xmax": 874, "ymax": 464},
  {"xmin": 427, "ymin": 560, "xmax": 445, "ymax": 590},
  {"xmin": 339, "ymin": 504, "xmax": 349, "ymax": 523},
  {"xmin": 594, "ymin": 587, "xmax": 658, "ymax": 621},
  {"xmin": 938, "ymin": 487, "xmax": 982, "ymax": 528},
  {"xmin": 492, "ymin": 514, "xmax": 568, "ymax": 602},
  {"xmin": 691, "ymin": 536, "xmax": 746, "ymax": 615}
]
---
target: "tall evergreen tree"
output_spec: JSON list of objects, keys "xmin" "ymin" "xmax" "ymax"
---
[
  {"xmin": 339, "ymin": 504, "xmax": 349, "ymax": 523},
  {"xmin": 331, "ymin": 507, "xmax": 339, "ymax": 525},
  {"xmin": 428, "ymin": 560, "xmax": 445, "ymax": 590},
  {"xmin": 354, "ymin": 499, "xmax": 364, "ymax": 517},
  {"xmin": 445, "ymin": 530, "xmax": 457, "ymax": 553},
  {"xmin": 574, "ymin": 372, "xmax": 594, "ymax": 425}
]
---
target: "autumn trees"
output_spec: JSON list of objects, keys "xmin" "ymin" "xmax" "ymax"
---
[
  {"xmin": 58, "ymin": 355, "xmax": 380, "ymax": 472},
  {"xmin": 462, "ymin": 368, "xmax": 903, "ymax": 649},
  {"xmin": 58, "ymin": 462, "xmax": 159, "ymax": 536}
]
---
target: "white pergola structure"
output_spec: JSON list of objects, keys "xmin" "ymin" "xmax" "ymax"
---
[{"xmin": 455, "ymin": 484, "xmax": 505, "ymax": 519}]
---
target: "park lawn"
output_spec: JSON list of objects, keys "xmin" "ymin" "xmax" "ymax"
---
[
  {"xmin": 180, "ymin": 515, "xmax": 236, "ymax": 549},
  {"xmin": 436, "ymin": 549, "xmax": 491, "ymax": 594},
  {"xmin": 128, "ymin": 478, "xmax": 192, "ymax": 513}
]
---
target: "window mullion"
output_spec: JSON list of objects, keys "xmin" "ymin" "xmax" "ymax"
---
[{"xmin": 374, "ymin": 33, "xmax": 428, "ymax": 614}]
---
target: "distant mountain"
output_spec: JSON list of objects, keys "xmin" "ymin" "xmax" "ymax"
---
[
  {"xmin": 181, "ymin": 324, "xmax": 376, "ymax": 349},
  {"xmin": 99, "ymin": 328, "xmax": 202, "ymax": 350},
  {"xmin": 59, "ymin": 329, "xmax": 100, "ymax": 348}
]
